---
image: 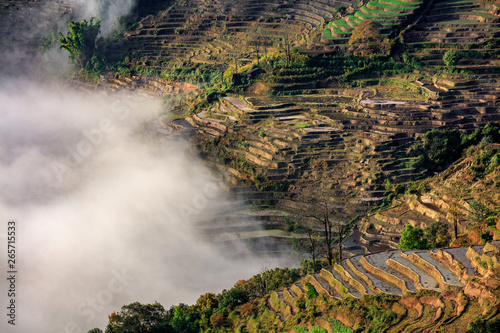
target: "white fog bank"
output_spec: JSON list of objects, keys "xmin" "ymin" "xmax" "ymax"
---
[{"xmin": 0, "ymin": 80, "xmax": 288, "ymax": 333}]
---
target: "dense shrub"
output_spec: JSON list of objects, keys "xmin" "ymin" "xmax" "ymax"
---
[
  {"xmin": 398, "ymin": 221, "xmax": 451, "ymax": 249},
  {"xmin": 412, "ymin": 128, "xmax": 462, "ymax": 170},
  {"xmin": 402, "ymin": 53, "xmax": 422, "ymax": 69},
  {"xmin": 237, "ymin": 267, "xmax": 303, "ymax": 299},
  {"xmin": 397, "ymin": 224, "xmax": 428, "ymax": 250},
  {"xmin": 364, "ymin": 304, "xmax": 397, "ymax": 325},
  {"xmin": 480, "ymin": 230, "xmax": 494, "ymax": 244},
  {"xmin": 467, "ymin": 318, "xmax": 500, "ymax": 333},
  {"xmin": 443, "ymin": 49, "xmax": 460, "ymax": 67},
  {"xmin": 411, "ymin": 122, "xmax": 500, "ymax": 173},
  {"xmin": 425, "ymin": 221, "xmax": 450, "ymax": 248},
  {"xmin": 310, "ymin": 326, "xmax": 327, "ymax": 333},
  {"xmin": 305, "ymin": 283, "xmax": 319, "ymax": 298},
  {"xmin": 219, "ymin": 287, "xmax": 249, "ymax": 310},
  {"xmin": 293, "ymin": 326, "xmax": 310, "ymax": 333},
  {"xmin": 59, "ymin": 18, "xmax": 102, "ymax": 71}
]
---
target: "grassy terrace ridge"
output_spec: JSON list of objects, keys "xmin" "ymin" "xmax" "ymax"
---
[
  {"xmin": 403, "ymin": 0, "xmax": 500, "ymax": 56},
  {"xmin": 359, "ymin": 5, "xmax": 416, "ymax": 16},
  {"xmin": 378, "ymin": 0, "xmax": 424, "ymax": 7},
  {"xmin": 324, "ymin": 0, "xmax": 425, "ymax": 41},
  {"xmin": 366, "ymin": 1, "xmax": 421, "ymax": 11}
]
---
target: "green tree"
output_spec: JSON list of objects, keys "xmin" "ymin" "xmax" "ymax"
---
[
  {"xmin": 443, "ymin": 49, "xmax": 460, "ymax": 68},
  {"xmin": 170, "ymin": 304, "xmax": 197, "ymax": 333},
  {"xmin": 334, "ymin": 6, "xmax": 347, "ymax": 18},
  {"xmin": 105, "ymin": 302, "xmax": 170, "ymax": 333},
  {"xmin": 348, "ymin": 20, "xmax": 389, "ymax": 57},
  {"xmin": 195, "ymin": 293, "xmax": 219, "ymax": 312},
  {"xmin": 397, "ymin": 224, "xmax": 428, "ymax": 250},
  {"xmin": 467, "ymin": 318, "xmax": 500, "ymax": 333},
  {"xmin": 412, "ymin": 128, "xmax": 463, "ymax": 171},
  {"xmin": 305, "ymin": 282, "xmax": 319, "ymax": 298},
  {"xmin": 59, "ymin": 18, "xmax": 102, "ymax": 70},
  {"xmin": 87, "ymin": 329, "xmax": 103, "ymax": 333},
  {"xmin": 219, "ymin": 287, "xmax": 249, "ymax": 310},
  {"xmin": 424, "ymin": 221, "xmax": 450, "ymax": 248}
]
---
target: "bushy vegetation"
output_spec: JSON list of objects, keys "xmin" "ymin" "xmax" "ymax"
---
[
  {"xmin": 96, "ymin": 266, "xmax": 305, "ymax": 333},
  {"xmin": 397, "ymin": 221, "xmax": 450, "ymax": 249},
  {"xmin": 236, "ymin": 267, "xmax": 304, "ymax": 299},
  {"xmin": 161, "ymin": 64, "xmax": 223, "ymax": 86},
  {"xmin": 467, "ymin": 317, "xmax": 500, "ymax": 333},
  {"xmin": 293, "ymin": 326, "xmax": 310, "ymax": 333},
  {"xmin": 307, "ymin": 54, "xmax": 410, "ymax": 86},
  {"xmin": 305, "ymin": 283, "xmax": 319, "ymax": 298},
  {"xmin": 348, "ymin": 20, "xmax": 390, "ymax": 57},
  {"xmin": 411, "ymin": 122, "xmax": 500, "ymax": 172},
  {"xmin": 443, "ymin": 49, "xmax": 460, "ymax": 68},
  {"xmin": 59, "ymin": 18, "xmax": 105, "ymax": 77}
]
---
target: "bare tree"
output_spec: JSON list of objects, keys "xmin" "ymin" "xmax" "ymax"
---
[
  {"xmin": 248, "ymin": 24, "xmax": 266, "ymax": 65},
  {"xmin": 306, "ymin": 227, "xmax": 319, "ymax": 269},
  {"xmin": 448, "ymin": 201, "xmax": 465, "ymax": 240},
  {"xmin": 295, "ymin": 226, "xmax": 322, "ymax": 272},
  {"xmin": 279, "ymin": 20, "xmax": 293, "ymax": 67},
  {"xmin": 296, "ymin": 190, "xmax": 349, "ymax": 266}
]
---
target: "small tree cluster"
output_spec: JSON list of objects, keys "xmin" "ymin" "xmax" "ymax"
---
[
  {"xmin": 443, "ymin": 49, "xmax": 460, "ymax": 68},
  {"xmin": 59, "ymin": 18, "xmax": 103, "ymax": 71},
  {"xmin": 348, "ymin": 20, "xmax": 390, "ymax": 57},
  {"xmin": 411, "ymin": 122, "xmax": 500, "ymax": 172},
  {"xmin": 397, "ymin": 221, "xmax": 450, "ymax": 250}
]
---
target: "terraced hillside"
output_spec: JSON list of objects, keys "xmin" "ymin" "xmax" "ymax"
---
[
  {"xmin": 361, "ymin": 140, "xmax": 500, "ymax": 248},
  {"xmin": 262, "ymin": 241, "xmax": 500, "ymax": 332},
  {"xmin": 404, "ymin": 0, "xmax": 500, "ymax": 69},
  {"xmin": 323, "ymin": 0, "xmax": 425, "ymax": 44},
  {"xmin": 100, "ymin": 66, "xmax": 500, "ymax": 252},
  {"xmin": 122, "ymin": 0, "xmax": 360, "ymax": 69},
  {"xmin": 184, "ymin": 71, "xmax": 499, "ymax": 196}
]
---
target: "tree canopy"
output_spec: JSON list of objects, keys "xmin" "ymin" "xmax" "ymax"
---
[
  {"xmin": 348, "ymin": 20, "xmax": 389, "ymax": 57},
  {"xmin": 443, "ymin": 49, "xmax": 460, "ymax": 68},
  {"xmin": 397, "ymin": 221, "xmax": 450, "ymax": 250},
  {"xmin": 397, "ymin": 224, "xmax": 428, "ymax": 250},
  {"xmin": 105, "ymin": 302, "xmax": 169, "ymax": 333},
  {"xmin": 59, "ymin": 18, "xmax": 102, "ymax": 70}
]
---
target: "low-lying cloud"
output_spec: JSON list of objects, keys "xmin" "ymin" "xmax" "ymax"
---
[
  {"xmin": 0, "ymin": 80, "xmax": 288, "ymax": 333},
  {"xmin": 73, "ymin": 0, "xmax": 137, "ymax": 36}
]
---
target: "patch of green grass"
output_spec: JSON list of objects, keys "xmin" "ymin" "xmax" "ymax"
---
[
  {"xmin": 323, "ymin": 26, "xmax": 334, "ymax": 39},
  {"xmin": 381, "ymin": 0, "xmax": 423, "ymax": 6},
  {"xmin": 360, "ymin": 5, "xmax": 410, "ymax": 16},
  {"xmin": 368, "ymin": 1, "xmax": 420, "ymax": 11},
  {"xmin": 333, "ymin": 19, "xmax": 352, "ymax": 30},
  {"xmin": 310, "ymin": 326, "xmax": 327, "ymax": 333},
  {"xmin": 293, "ymin": 326, "xmax": 310, "ymax": 333},
  {"xmin": 355, "ymin": 11, "xmax": 394, "ymax": 20}
]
